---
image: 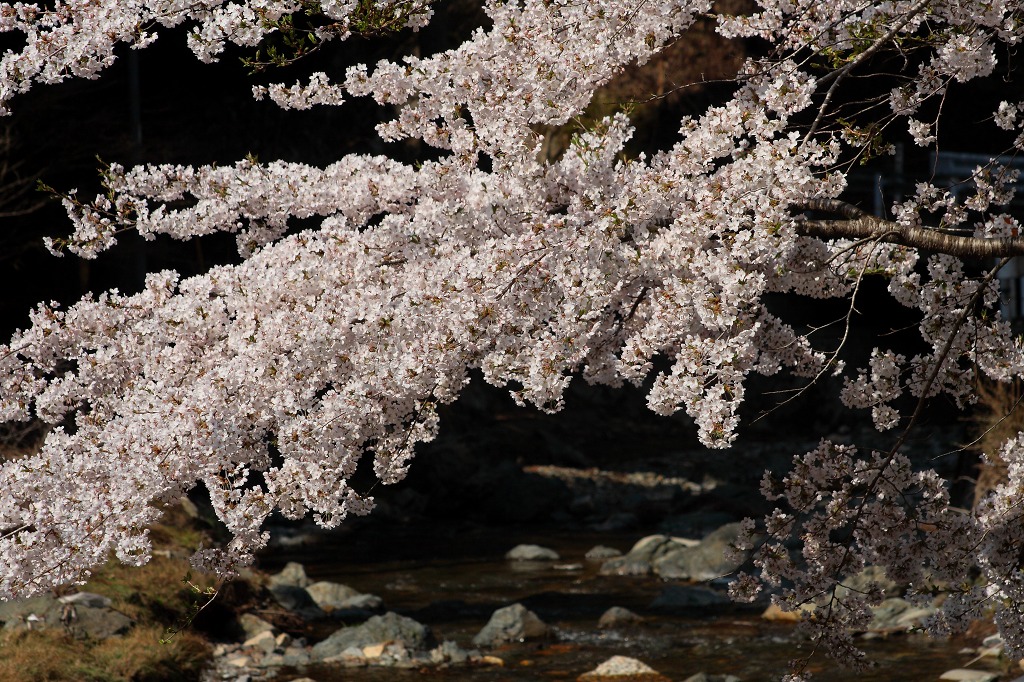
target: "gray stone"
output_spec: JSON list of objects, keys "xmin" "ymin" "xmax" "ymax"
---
[
  {"xmin": 311, "ymin": 612, "xmax": 433, "ymax": 661},
  {"xmin": 599, "ymin": 534, "xmax": 679, "ymax": 576},
  {"xmin": 429, "ymin": 640, "xmax": 473, "ymax": 665},
  {"xmin": 864, "ymin": 597, "xmax": 936, "ymax": 633},
  {"xmin": 268, "ymin": 561, "xmax": 311, "ymax": 588},
  {"xmin": 305, "ymin": 580, "xmax": 362, "ymax": 609},
  {"xmin": 472, "ymin": 603, "xmax": 549, "ymax": 647},
  {"xmin": 269, "ymin": 583, "xmax": 324, "ymax": 619},
  {"xmin": 505, "ymin": 544, "xmax": 560, "ymax": 561},
  {"xmin": 649, "ymin": 585, "xmax": 731, "ymax": 611},
  {"xmin": 598, "ymin": 557, "xmax": 654, "ymax": 576},
  {"xmin": 597, "ymin": 606, "xmax": 643, "ymax": 628},
  {"xmin": 682, "ymin": 674, "xmax": 742, "ymax": 682},
  {"xmin": 238, "ymin": 613, "xmax": 276, "ymax": 639},
  {"xmin": 652, "ymin": 522, "xmax": 746, "ymax": 581},
  {"xmin": 584, "ymin": 545, "xmax": 622, "ymax": 560},
  {"xmin": 243, "ymin": 630, "xmax": 278, "ymax": 655},
  {"xmin": 282, "ymin": 646, "xmax": 313, "ymax": 667}
]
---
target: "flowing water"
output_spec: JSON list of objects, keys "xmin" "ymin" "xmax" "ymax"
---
[{"xmin": 259, "ymin": 521, "xmax": 1002, "ymax": 682}]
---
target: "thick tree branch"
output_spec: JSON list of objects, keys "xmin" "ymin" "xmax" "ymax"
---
[{"xmin": 794, "ymin": 198, "xmax": 1024, "ymax": 259}]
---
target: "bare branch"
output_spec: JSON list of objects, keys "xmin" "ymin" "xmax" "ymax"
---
[{"xmin": 794, "ymin": 198, "xmax": 1024, "ymax": 258}]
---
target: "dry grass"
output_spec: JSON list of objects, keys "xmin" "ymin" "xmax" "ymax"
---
[
  {"xmin": 0, "ymin": 503, "xmax": 220, "ymax": 681},
  {"xmin": 0, "ymin": 625, "xmax": 209, "ymax": 682}
]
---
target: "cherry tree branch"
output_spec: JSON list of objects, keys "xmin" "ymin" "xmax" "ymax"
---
[{"xmin": 795, "ymin": 198, "xmax": 1024, "ymax": 258}]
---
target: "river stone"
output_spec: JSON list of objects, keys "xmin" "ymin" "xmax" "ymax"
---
[
  {"xmin": 585, "ymin": 546, "xmax": 622, "ymax": 560},
  {"xmin": 599, "ymin": 535, "xmax": 678, "ymax": 576},
  {"xmin": 238, "ymin": 613, "xmax": 276, "ymax": 639},
  {"xmin": 269, "ymin": 583, "xmax": 324, "ymax": 619},
  {"xmin": 682, "ymin": 674, "xmax": 742, "ymax": 682},
  {"xmin": 268, "ymin": 561, "xmax": 311, "ymax": 588},
  {"xmin": 577, "ymin": 655, "xmax": 670, "ymax": 681},
  {"xmin": 939, "ymin": 671, "xmax": 999, "ymax": 682},
  {"xmin": 429, "ymin": 640, "xmax": 474, "ymax": 665},
  {"xmin": 0, "ymin": 593, "xmax": 133, "ymax": 639},
  {"xmin": 243, "ymin": 630, "xmax": 279, "ymax": 655},
  {"xmin": 864, "ymin": 597, "xmax": 936, "ymax": 633},
  {"xmin": 472, "ymin": 603, "xmax": 549, "ymax": 647},
  {"xmin": 649, "ymin": 585, "xmax": 731, "ymax": 611},
  {"xmin": 311, "ymin": 612, "xmax": 433, "ymax": 661},
  {"xmin": 305, "ymin": 580, "xmax": 362, "ymax": 608},
  {"xmin": 597, "ymin": 606, "xmax": 643, "ymax": 628},
  {"xmin": 505, "ymin": 544, "xmax": 560, "ymax": 561},
  {"xmin": 652, "ymin": 522, "xmax": 746, "ymax": 581}
]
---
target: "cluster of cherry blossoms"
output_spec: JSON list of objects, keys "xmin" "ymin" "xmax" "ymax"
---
[{"xmin": 4, "ymin": 0, "xmax": 1024, "ymax": 673}]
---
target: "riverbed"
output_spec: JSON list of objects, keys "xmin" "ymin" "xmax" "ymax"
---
[{"xmin": 258, "ymin": 520, "xmax": 1001, "ymax": 682}]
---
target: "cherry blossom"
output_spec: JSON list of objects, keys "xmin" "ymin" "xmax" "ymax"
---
[{"xmin": 2, "ymin": 1, "xmax": 1024, "ymax": 674}]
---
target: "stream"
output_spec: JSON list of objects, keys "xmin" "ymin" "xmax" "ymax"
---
[{"xmin": 258, "ymin": 520, "xmax": 1000, "ymax": 682}]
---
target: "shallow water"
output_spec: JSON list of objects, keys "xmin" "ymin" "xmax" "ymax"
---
[{"xmin": 261, "ymin": 522, "xmax": 1003, "ymax": 682}]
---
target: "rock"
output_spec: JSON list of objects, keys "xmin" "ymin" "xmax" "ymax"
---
[
  {"xmin": 598, "ymin": 557, "xmax": 654, "ymax": 576},
  {"xmin": 305, "ymin": 580, "xmax": 362, "ymax": 608},
  {"xmin": 282, "ymin": 646, "xmax": 312, "ymax": 667},
  {"xmin": 429, "ymin": 640, "xmax": 474, "ymax": 665},
  {"xmin": 505, "ymin": 544, "xmax": 560, "ymax": 561},
  {"xmin": 0, "ymin": 593, "xmax": 133, "ymax": 640},
  {"xmin": 323, "ymin": 646, "xmax": 367, "ymax": 666},
  {"xmin": 649, "ymin": 585, "xmax": 730, "ymax": 611},
  {"xmin": 577, "ymin": 655, "xmax": 670, "ymax": 681},
  {"xmin": 682, "ymin": 674, "xmax": 742, "ymax": 682},
  {"xmin": 598, "ymin": 606, "xmax": 643, "ymax": 628},
  {"xmin": 599, "ymin": 535, "xmax": 677, "ymax": 576},
  {"xmin": 472, "ymin": 603, "xmax": 549, "ymax": 647},
  {"xmin": 311, "ymin": 612, "xmax": 434, "ymax": 661},
  {"xmin": 225, "ymin": 655, "xmax": 252, "ymax": 667},
  {"xmin": 652, "ymin": 522, "xmax": 747, "ymax": 581},
  {"xmin": 863, "ymin": 597, "xmax": 936, "ymax": 633},
  {"xmin": 337, "ymin": 593, "xmax": 384, "ymax": 611},
  {"xmin": 238, "ymin": 613, "xmax": 276, "ymax": 639},
  {"xmin": 585, "ymin": 546, "xmax": 622, "ymax": 560},
  {"xmin": 268, "ymin": 583, "xmax": 324, "ymax": 619},
  {"xmin": 288, "ymin": 678, "xmax": 318, "ymax": 682},
  {"xmin": 268, "ymin": 561, "xmax": 311, "ymax": 588},
  {"xmin": 243, "ymin": 630, "xmax": 278, "ymax": 655},
  {"xmin": 939, "ymin": 670, "xmax": 999, "ymax": 682}
]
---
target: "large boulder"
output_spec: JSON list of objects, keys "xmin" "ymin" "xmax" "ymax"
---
[
  {"xmin": 311, "ymin": 612, "xmax": 434, "ymax": 661},
  {"xmin": 652, "ymin": 523, "xmax": 747, "ymax": 581},
  {"xmin": 599, "ymin": 535, "xmax": 681, "ymax": 576},
  {"xmin": 472, "ymin": 603, "xmax": 549, "ymax": 647}
]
